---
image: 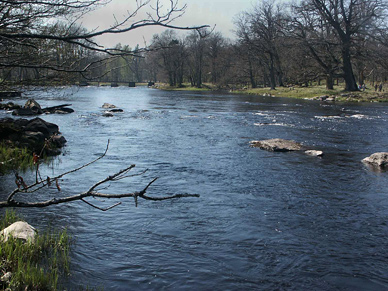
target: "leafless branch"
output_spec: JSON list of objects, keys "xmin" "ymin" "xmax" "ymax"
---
[{"xmin": 0, "ymin": 141, "xmax": 200, "ymax": 210}]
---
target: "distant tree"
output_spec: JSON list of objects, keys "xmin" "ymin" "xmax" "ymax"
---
[
  {"xmin": 235, "ymin": 0, "xmax": 286, "ymax": 90},
  {"xmin": 0, "ymin": 0, "xmax": 208, "ymax": 89},
  {"xmin": 290, "ymin": 4, "xmax": 342, "ymax": 89},
  {"xmin": 296, "ymin": 0, "xmax": 387, "ymax": 91},
  {"xmin": 150, "ymin": 30, "xmax": 186, "ymax": 87}
]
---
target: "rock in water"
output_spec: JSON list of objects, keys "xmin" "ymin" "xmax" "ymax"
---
[
  {"xmin": 362, "ymin": 152, "xmax": 388, "ymax": 167},
  {"xmin": 0, "ymin": 221, "xmax": 36, "ymax": 242},
  {"xmin": 305, "ymin": 150, "xmax": 324, "ymax": 156},
  {"xmin": 102, "ymin": 103, "xmax": 116, "ymax": 109},
  {"xmin": 250, "ymin": 138, "xmax": 303, "ymax": 152},
  {"xmin": 24, "ymin": 98, "xmax": 43, "ymax": 114}
]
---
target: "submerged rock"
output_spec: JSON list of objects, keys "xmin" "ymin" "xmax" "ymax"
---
[
  {"xmin": 250, "ymin": 138, "xmax": 303, "ymax": 152},
  {"xmin": 362, "ymin": 152, "xmax": 388, "ymax": 167},
  {"xmin": 0, "ymin": 221, "xmax": 36, "ymax": 242}
]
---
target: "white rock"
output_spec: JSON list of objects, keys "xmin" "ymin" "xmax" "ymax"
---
[
  {"xmin": 305, "ymin": 150, "xmax": 324, "ymax": 156},
  {"xmin": 0, "ymin": 221, "xmax": 36, "ymax": 242},
  {"xmin": 362, "ymin": 152, "xmax": 388, "ymax": 167}
]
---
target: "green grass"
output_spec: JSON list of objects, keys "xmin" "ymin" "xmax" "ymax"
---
[
  {"xmin": 0, "ymin": 143, "xmax": 35, "ymax": 174},
  {"xmin": 0, "ymin": 210, "xmax": 71, "ymax": 290},
  {"xmin": 242, "ymin": 84, "xmax": 388, "ymax": 102},
  {"xmin": 156, "ymin": 83, "xmax": 218, "ymax": 91}
]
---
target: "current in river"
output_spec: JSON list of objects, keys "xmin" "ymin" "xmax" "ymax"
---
[{"xmin": 0, "ymin": 86, "xmax": 387, "ymax": 290}]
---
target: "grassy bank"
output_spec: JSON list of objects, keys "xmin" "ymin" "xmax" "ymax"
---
[
  {"xmin": 0, "ymin": 210, "xmax": 71, "ymax": 290},
  {"xmin": 241, "ymin": 85, "xmax": 388, "ymax": 102},
  {"xmin": 156, "ymin": 83, "xmax": 388, "ymax": 102},
  {"xmin": 0, "ymin": 143, "xmax": 34, "ymax": 174},
  {"xmin": 155, "ymin": 83, "xmax": 219, "ymax": 92}
]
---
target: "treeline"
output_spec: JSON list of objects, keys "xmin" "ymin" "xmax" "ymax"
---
[
  {"xmin": 145, "ymin": 0, "xmax": 388, "ymax": 91},
  {"xmin": 1, "ymin": 0, "xmax": 387, "ymax": 91}
]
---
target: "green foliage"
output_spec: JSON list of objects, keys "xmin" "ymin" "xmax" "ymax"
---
[
  {"xmin": 0, "ymin": 143, "xmax": 34, "ymax": 174},
  {"xmin": 0, "ymin": 210, "xmax": 71, "ymax": 290}
]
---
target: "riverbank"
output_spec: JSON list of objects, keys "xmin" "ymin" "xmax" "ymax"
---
[
  {"xmin": 156, "ymin": 83, "xmax": 388, "ymax": 102},
  {"xmin": 0, "ymin": 210, "xmax": 71, "ymax": 290}
]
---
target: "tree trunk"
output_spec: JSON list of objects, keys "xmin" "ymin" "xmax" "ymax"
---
[
  {"xmin": 269, "ymin": 55, "xmax": 276, "ymax": 90},
  {"xmin": 326, "ymin": 74, "xmax": 334, "ymax": 90},
  {"xmin": 342, "ymin": 42, "xmax": 358, "ymax": 91}
]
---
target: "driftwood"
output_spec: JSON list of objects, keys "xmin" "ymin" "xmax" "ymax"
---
[{"xmin": 0, "ymin": 141, "xmax": 199, "ymax": 210}]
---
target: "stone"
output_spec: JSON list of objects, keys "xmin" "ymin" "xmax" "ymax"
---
[
  {"xmin": 0, "ymin": 221, "xmax": 36, "ymax": 242},
  {"xmin": 12, "ymin": 108, "xmax": 36, "ymax": 116},
  {"xmin": 24, "ymin": 117, "xmax": 59, "ymax": 136},
  {"xmin": 305, "ymin": 150, "xmax": 324, "ymax": 156},
  {"xmin": 103, "ymin": 112, "xmax": 114, "ymax": 117},
  {"xmin": 24, "ymin": 99, "xmax": 43, "ymax": 114},
  {"xmin": 362, "ymin": 152, "xmax": 388, "ymax": 167},
  {"xmin": 51, "ymin": 135, "xmax": 67, "ymax": 147},
  {"xmin": 102, "ymin": 103, "xmax": 116, "ymax": 109},
  {"xmin": 250, "ymin": 138, "xmax": 303, "ymax": 152},
  {"xmin": 0, "ymin": 272, "xmax": 12, "ymax": 283},
  {"xmin": 109, "ymin": 108, "xmax": 124, "ymax": 113}
]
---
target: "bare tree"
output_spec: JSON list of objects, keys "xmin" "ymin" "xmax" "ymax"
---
[
  {"xmin": 297, "ymin": 0, "xmax": 387, "ymax": 91},
  {"xmin": 0, "ymin": 0, "xmax": 208, "ymax": 88},
  {"xmin": 235, "ymin": 0, "xmax": 286, "ymax": 90},
  {"xmin": 0, "ymin": 141, "xmax": 199, "ymax": 210}
]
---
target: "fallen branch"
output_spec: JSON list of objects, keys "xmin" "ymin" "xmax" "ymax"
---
[{"xmin": 0, "ymin": 141, "xmax": 199, "ymax": 210}]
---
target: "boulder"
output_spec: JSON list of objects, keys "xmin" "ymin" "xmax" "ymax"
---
[
  {"xmin": 103, "ymin": 112, "xmax": 114, "ymax": 117},
  {"xmin": 24, "ymin": 99, "xmax": 43, "ymax": 114},
  {"xmin": 0, "ymin": 102, "xmax": 21, "ymax": 110},
  {"xmin": 0, "ymin": 117, "xmax": 66, "ymax": 155},
  {"xmin": 24, "ymin": 117, "xmax": 59, "ymax": 136},
  {"xmin": 0, "ymin": 221, "xmax": 36, "ymax": 242},
  {"xmin": 102, "ymin": 103, "xmax": 116, "ymax": 109},
  {"xmin": 305, "ymin": 150, "xmax": 324, "ymax": 156},
  {"xmin": 12, "ymin": 108, "xmax": 36, "ymax": 116},
  {"xmin": 250, "ymin": 138, "xmax": 303, "ymax": 152},
  {"xmin": 362, "ymin": 152, "xmax": 388, "ymax": 167},
  {"xmin": 51, "ymin": 135, "xmax": 67, "ymax": 147}
]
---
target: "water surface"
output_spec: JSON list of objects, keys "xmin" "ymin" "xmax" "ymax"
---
[{"xmin": 1, "ymin": 87, "xmax": 387, "ymax": 290}]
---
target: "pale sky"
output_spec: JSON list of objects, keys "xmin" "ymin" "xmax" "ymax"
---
[{"xmin": 79, "ymin": 0, "xmax": 256, "ymax": 49}]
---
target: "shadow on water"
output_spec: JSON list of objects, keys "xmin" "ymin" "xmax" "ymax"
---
[{"xmin": 0, "ymin": 86, "xmax": 387, "ymax": 290}]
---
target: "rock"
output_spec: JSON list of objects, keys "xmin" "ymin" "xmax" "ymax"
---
[
  {"xmin": 51, "ymin": 135, "xmax": 67, "ymax": 147},
  {"xmin": 0, "ymin": 272, "xmax": 12, "ymax": 283},
  {"xmin": 54, "ymin": 108, "xmax": 74, "ymax": 114},
  {"xmin": 102, "ymin": 103, "xmax": 116, "ymax": 109},
  {"xmin": 24, "ymin": 99, "xmax": 43, "ymax": 114},
  {"xmin": 109, "ymin": 108, "xmax": 124, "ymax": 113},
  {"xmin": 0, "ymin": 102, "xmax": 21, "ymax": 110},
  {"xmin": 325, "ymin": 96, "xmax": 336, "ymax": 101},
  {"xmin": 0, "ymin": 221, "xmax": 36, "ymax": 242},
  {"xmin": 24, "ymin": 117, "xmax": 59, "ymax": 136},
  {"xmin": 305, "ymin": 150, "xmax": 324, "ymax": 156},
  {"xmin": 362, "ymin": 152, "xmax": 388, "ymax": 167},
  {"xmin": 0, "ymin": 117, "xmax": 65, "ymax": 155},
  {"xmin": 12, "ymin": 108, "xmax": 36, "ymax": 116},
  {"xmin": 250, "ymin": 138, "xmax": 303, "ymax": 152},
  {"xmin": 103, "ymin": 112, "xmax": 114, "ymax": 117},
  {"xmin": 319, "ymin": 95, "xmax": 329, "ymax": 101}
]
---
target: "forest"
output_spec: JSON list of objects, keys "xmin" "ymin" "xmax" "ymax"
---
[{"xmin": 0, "ymin": 0, "xmax": 387, "ymax": 92}]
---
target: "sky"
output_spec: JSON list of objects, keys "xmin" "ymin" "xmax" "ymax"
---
[{"xmin": 79, "ymin": 0, "xmax": 256, "ymax": 49}]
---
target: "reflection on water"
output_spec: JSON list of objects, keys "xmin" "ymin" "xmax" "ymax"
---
[{"xmin": 1, "ymin": 87, "xmax": 387, "ymax": 290}]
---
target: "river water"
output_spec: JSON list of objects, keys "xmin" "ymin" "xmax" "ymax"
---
[{"xmin": 0, "ymin": 86, "xmax": 387, "ymax": 290}]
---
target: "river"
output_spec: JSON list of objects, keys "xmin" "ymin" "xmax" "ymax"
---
[{"xmin": 1, "ymin": 86, "xmax": 387, "ymax": 290}]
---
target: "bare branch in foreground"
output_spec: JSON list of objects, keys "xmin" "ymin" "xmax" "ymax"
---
[{"xmin": 0, "ymin": 142, "xmax": 199, "ymax": 210}]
